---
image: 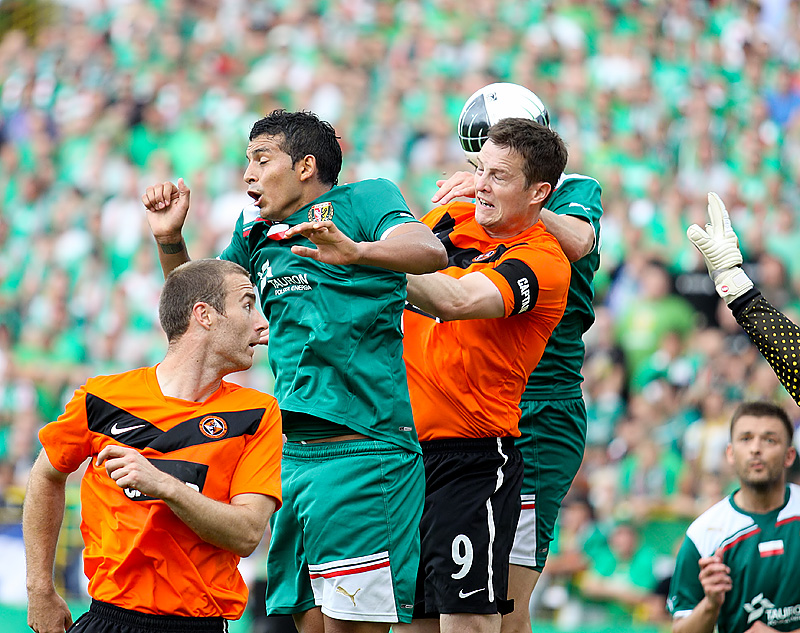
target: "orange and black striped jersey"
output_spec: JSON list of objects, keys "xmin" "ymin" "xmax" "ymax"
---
[
  {"xmin": 403, "ymin": 202, "xmax": 571, "ymax": 441},
  {"xmin": 38, "ymin": 365, "xmax": 282, "ymax": 619}
]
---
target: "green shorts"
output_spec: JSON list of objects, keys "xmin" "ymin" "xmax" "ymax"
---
[
  {"xmin": 510, "ymin": 398, "xmax": 586, "ymax": 572},
  {"xmin": 265, "ymin": 439, "xmax": 424, "ymax": 623}
]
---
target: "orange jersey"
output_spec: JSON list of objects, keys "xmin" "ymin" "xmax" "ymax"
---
[
  {"xmin": 38, "ymin": 366, "xmax": 282, "ymax": 619},
  {"xmin": 403, "ymin": 202, "xmax": 570, "ymax": 441}
]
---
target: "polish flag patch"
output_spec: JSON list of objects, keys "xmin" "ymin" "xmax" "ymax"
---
[{"xmin": 758, "ymin": 540, "xmax": 784, "ymax": 557}]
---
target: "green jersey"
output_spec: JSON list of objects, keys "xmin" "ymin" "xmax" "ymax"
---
[
  {"xmin": 668, "ymin": 484, "xmax": 800, "ymax": 633},
  {"xmin": 219, "ymin": 178, "xmax": 421, "ymax": 453},
  {"xmin": 523, "ymin": 173, "xmax": 603, "ymax": 400}
]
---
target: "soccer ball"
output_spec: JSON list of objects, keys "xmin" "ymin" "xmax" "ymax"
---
[{"xmin": 458, "ymin": 83, "xmax": 550, "ymax": 163}]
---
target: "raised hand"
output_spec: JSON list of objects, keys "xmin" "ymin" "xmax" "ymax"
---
[
  {"xmin": 698, "ymin": 548, "xmax": 732, "ymax": 609},
  {"xmin": 686, "ymin": 192, "xmax": 753, "ymax": 303},
  {"xmin": 141, "ymin": 178, "xmax": 191, "ymax": 244}
]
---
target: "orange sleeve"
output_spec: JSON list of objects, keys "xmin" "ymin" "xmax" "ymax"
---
[
  {"xmin": 480, "ymin": 241, "xmax": 571, "ymax": 318},
  {"xmin": 38, "ymin": 384, "xmax": 93, "ymax": 474},
  {"xmin": 229, "ymin": 396, "xmax": 283, "ymax": 508}
]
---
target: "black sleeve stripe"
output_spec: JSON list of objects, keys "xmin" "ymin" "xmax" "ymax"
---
[{"xmin": 494, "ymin": 259, "xmax": 539, "ymax": 315}]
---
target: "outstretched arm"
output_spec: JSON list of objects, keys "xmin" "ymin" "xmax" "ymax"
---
[
  {"xmin": 141, "ymin": 178, "xmax": 193, "ymax": 278},
  {"xmin": 286, "ymin": 221, "xmax": 447, "ymax": 274},
  {"xmin": 97, "ymin": 445, "xmax": 276, "ymax": 557},
  {"xmin": 406, "ymin": 270, "xmax": 505, "ymax": 321},
  {"xmin": 688, "ymin": 192, "xmax": 800, "ymax": 405},
  {"xmin": 730, "ymin": 290, "xmax": 800, "ymax": 405},
  {"xmin": 23, "ymin": 451, "xmax": 74, "ymax": 633}
]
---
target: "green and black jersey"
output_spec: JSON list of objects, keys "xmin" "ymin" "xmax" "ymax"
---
[
  {"xmin": 522, "ymin": 173, "xmax": 603, "ymax": 401},
  {"xmin": 219, "ymin": 178, "xmax": 421, "ymax": 453},
  {"xmin": 668, "ymin": 484, "xmax": 800, "ymax": 633}
]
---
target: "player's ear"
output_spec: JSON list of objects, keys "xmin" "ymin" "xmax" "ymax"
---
[
  {"xmin": 297, "ymin": 154, "xmax": 317, "ymax": 182},
  {"xmin": 785, "ymin": 445, "xmax": 797, "ymax": 469},
  {"xmin": 529, "ymin": 181, "xmax": 551, "ymax": 205},
  {"xmin": 725, "ymin": 443, "xmax": 734, "ymax": 466},
  {"xmin": 192, "ymin": 302, "xmax": 214, "ymax": 330}
]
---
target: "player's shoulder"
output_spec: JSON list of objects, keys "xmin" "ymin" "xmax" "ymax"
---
[
  {"xmin": 557, "ymin": 172, "xmax": 602, "ymax": 189},
  {"xmin": 548, "ymin": 173, "xmax": 603, "ymax": 222},
  {"xmin": 503, "ymin": 223, "xmax": 570, "ymax": 275},
  {"xmin": 433, "ymin": 200, "xmax": 476, "ymax": 222},
  {"xmin": 346, "ymin": 177, "xmax": 403, "ymax": 198},
  {"xmin": 685, "ymin": 495, "xmax": 755, "ymax": 556},
  {"xmin": 219, "ymin": 380, "xmax": 279, "ymax": 408},
  {"xmin": 778, "ymin": 483, "xmax": 800, "ymax": 520},
  {"xmin": 84, "ymin": 366, "xmax": 150, "ymax": 394},
  {"xmin": 551, "ymin": 173, "xmax": 602, "ymax": 202}
]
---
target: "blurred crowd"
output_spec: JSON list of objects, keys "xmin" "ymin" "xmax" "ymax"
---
[{"xmin": 2, "ymin": 0, "xmax": 800, "ymax": 628}]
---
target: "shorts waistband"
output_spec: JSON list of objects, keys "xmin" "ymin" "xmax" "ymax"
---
[
  {"xmin": 282, "ymin": 437, "xmax": 413, "ymax": 458},
  {"xmin": 420, "ymin": 436, "xmax": 516, "ymax": 453},
  {"xmin": 89, "ymin": 600, "xmax": 227, "ymax": 632}
]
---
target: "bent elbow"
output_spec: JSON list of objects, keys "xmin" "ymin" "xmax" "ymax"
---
[
  {"xmin": 432, "ymin": 245, "xmax": 448, "ymax": 271},
  {"xmin": 234, "ymin": 531, "xmax": 262, "ymax": 558},
  {"xmin": 412, "ymin": 243, "xmax": 448, "ymax": 274}
]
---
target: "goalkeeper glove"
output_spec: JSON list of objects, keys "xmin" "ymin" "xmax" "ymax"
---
[{"xmin": 686, "ymin": 192, "xmax": 753, "ymax": 304}]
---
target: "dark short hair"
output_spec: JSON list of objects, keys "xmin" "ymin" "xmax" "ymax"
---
[
  {"xmin": 730, "ymin": 401, "xmax": 795, "ymax": 444},
  {"xmin": 487, "ymin": 118, "xmax": 568, "ymax": 190},
  {"xmin": 159, "ymin": 259, "xmax": 251, "ymax": 342},
  {"xmin": 249, "ymin": 109, "xmax": 343, "ymax": 187}
]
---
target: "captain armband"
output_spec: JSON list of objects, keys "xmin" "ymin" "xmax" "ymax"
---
[{"xmin": 494, "ymin": 259, "xmax": 539, "ymax": 315}]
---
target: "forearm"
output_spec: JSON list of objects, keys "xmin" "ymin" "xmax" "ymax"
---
[
  {"xmin": 731, "ymin": 289, "xmax": 800, "ymax": 404},
  {"xmin": 159, "ymin": 478, "xmax": 274, "ymax": 557},
  {"xmin": 355, "ymin": 227, "xmax": 447, "ymax": 274},
  {"xmin": 153, "ymin": 234, "xmax": 191, "ymax": 279},
  {"xmin": 406, "ymin": 271, "xmax": 504, "ymax": 321},
  {"xmin": 23, "ymin": 460, "xmax": 67, "ymax": 594},
  {"xmin": 539, "ymin": 209, "xmax": 594, "ymax": 262},
  {"xmin": 672, "ymin": 598, "xmax": 722, "ymax": 633}
]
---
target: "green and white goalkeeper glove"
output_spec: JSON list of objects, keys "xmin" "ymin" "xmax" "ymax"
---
[{"xmin": 687, "ymin": 192, "xmax": 753, "ymax": 304}]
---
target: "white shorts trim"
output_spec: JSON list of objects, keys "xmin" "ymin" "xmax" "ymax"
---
[
  {"xmin": 509, "ymin": 494, "xmax": 537, "ymax": 566},
  {"xmin": 308, "ymin": 551, "xmax": 399, "ymax": 622}
]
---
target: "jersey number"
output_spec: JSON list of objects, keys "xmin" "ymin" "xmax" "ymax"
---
[{"xmin": 451, "ymin": 534, "xmax": 473, "ymax": 579}]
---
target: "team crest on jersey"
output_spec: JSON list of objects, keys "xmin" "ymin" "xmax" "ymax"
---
[
  {"xmin": 199, "ymin": 416, "xmax": 228, "ymax": 439},
  {"xmin": 473, "ymin": 250, "xmax": 496, "ymax": 262},
  {"xmin": 309, "ymin": 202, "xmax": 334, "ymax": 222}
]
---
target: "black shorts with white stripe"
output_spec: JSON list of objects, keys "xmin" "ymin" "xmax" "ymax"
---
[{"xmin": 414, "ymin": 437, "xmax": 523, "ymax": 617}]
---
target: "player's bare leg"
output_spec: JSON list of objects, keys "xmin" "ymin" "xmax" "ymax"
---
[
  {"xmin": 294, "ymin": 607, "xmax": 324, "ymax": 633},
  {"xmin": 442, "ymin": 613, "xmax": 501, "ymax": 633},
  {"xmin": 323, "ymin": 615, "xmax": 390, "ymax": 633},
  {"xmin": 393, "ymin": 618, "xmax": 440, "ymax": 633},
  {"xmin": 501, "ymin": 566, "xmax": 541, "ymax": 633},
  {"xmin": 294, "ymin": 609, "xmax": 391, "ymax": 633}
]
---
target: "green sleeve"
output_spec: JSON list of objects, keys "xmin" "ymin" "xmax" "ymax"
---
[
  {"xmin": 351, "ymin": 179, "xmax": 418, "ymax": 242},
  {"xmin": 667, "ymin": 536, "xmax": 704, "ymax": 617}
]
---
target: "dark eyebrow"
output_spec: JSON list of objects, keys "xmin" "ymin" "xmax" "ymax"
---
[
  {"xmin": 245, "ymin": 145, "xmax": 271, "ymax": 160},
  {"xmin": 243, "ymin": 291, "xmax": 257, "ymax": 302}
]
